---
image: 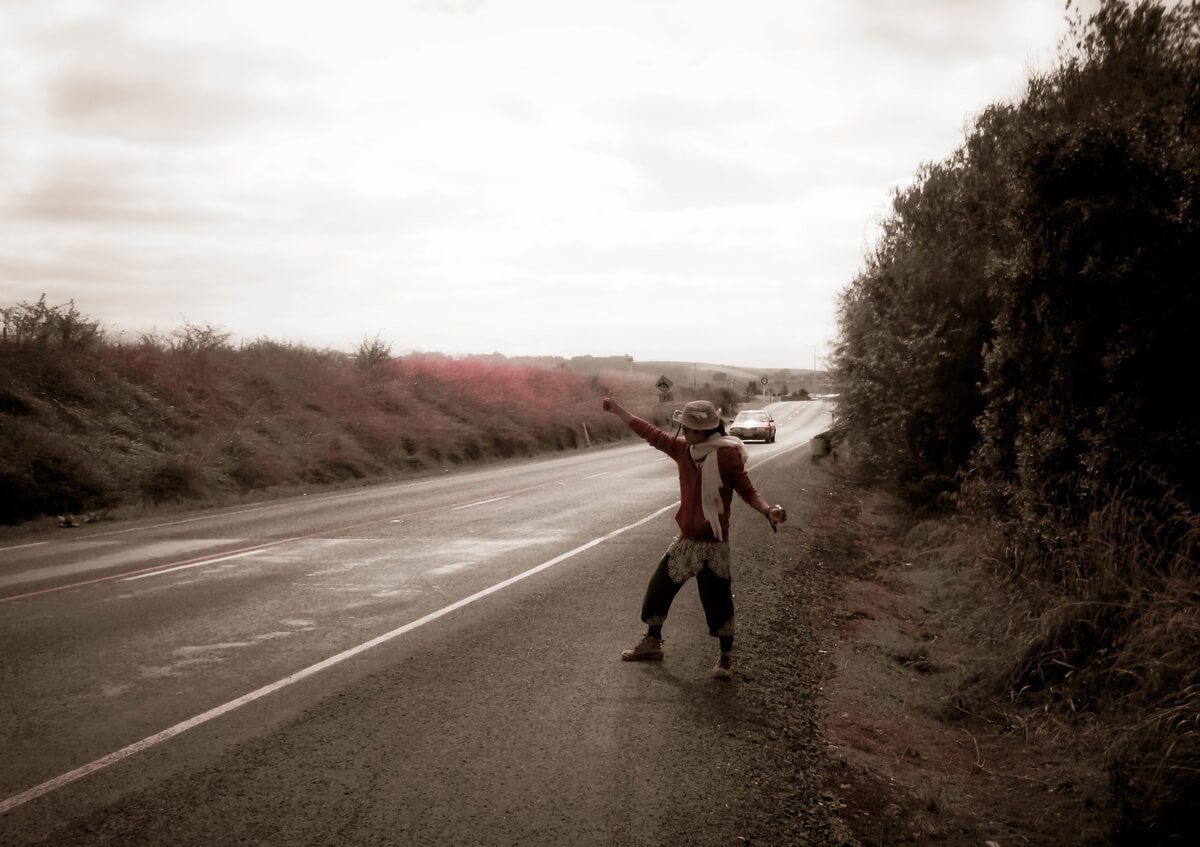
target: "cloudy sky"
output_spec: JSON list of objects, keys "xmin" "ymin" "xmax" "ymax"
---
[{"xmin": 1, "ymin": 0, "xmax": 1092, "ymax": 369}]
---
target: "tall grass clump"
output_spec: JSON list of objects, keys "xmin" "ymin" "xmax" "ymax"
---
[
  {"xmin": 832, "ymin": 2, "xmax": 1199, "ymax": 840},
  {"xmin": 0, "ymin": 299, "xmax": 662, "ymax": 526},
  {"xmin": 993, "ymin": 482, "xmax": 1199, "ymax": 843}
]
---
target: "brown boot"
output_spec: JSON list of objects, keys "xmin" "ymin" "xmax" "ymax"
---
[
  {"xmin": 620, "ymin": 634, "xmax": 664, "ymax": 661},
  {"xmin": 711, "ymin": 651, "xmax": 733, "ymax": 680}
]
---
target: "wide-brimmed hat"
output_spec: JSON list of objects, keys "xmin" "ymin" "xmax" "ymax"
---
[{"xmin": 671, "ymin": 400, "xmax": 722, "ymax": 430}]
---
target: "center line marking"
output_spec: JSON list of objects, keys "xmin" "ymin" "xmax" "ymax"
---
[
  {"xmin": 583, "ymin": 472, "xmax": 609, "ymax": 479},
  {"xmin": 121, "ymin": 550, "xmax": 265, "ymax": 582},
  {"xmin": 451, "ymin": 495, "xmax": 510, "ymax": 510},
  {"xmin": 0, "ymin": 540, "xmax": 48, "ymax": 554},
  {"xmin": 0, "ymin": 502, "xmax": 677, "ymax": 815}
]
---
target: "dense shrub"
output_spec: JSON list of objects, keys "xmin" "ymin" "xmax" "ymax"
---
[
  {"xmin": 834, "ymin": 0, "xmax": 1199, "ymax": 516},
  {"xmin": 833, "ymin": 151, "xmax": 1014, "ymax": 504},
  {"xmin": 832, "ymin": 2, "xmax": 1199, "ymax": 839},
  {"xmin": 975, "ymin": 0, "xmax": 1200, "ymax": 534},
  {"xmin": 1, "ymin": 295, "xmax": 101, "ymax": 350},
  {"xmin": 0, "ymin": 418, "xmax": 117, "ymax": 517},
  {"xmin": 141, "ymin": 457, "xmax": 209, "ymax": 503}
]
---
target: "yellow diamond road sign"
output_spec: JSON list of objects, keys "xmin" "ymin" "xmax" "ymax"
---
[{"xmin": 656, "ymin": 375, "xmax": 673, "ymax": 391}]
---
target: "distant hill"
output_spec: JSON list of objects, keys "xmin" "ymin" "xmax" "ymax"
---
[
  {"xmin": 438, "ymin": 353, "xmax": 829, "ymax": 396},
  {"xmin": 630, "ymin": 361, "xmax": 823, "ymax": 395},
  {"xmin": 566, "ymin": 357, "xmax": 826, "ymax": 396}
]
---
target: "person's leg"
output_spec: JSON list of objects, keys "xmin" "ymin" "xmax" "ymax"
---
[
  {"xmin": 622, "ymin": 554, "xmax": 686, "ymax": 661},
  {"xmin": 696, "ymin": 564, "xmax": 735, "ymax": 639},
  {"xmin": 640, "ymin": 552, "xmax": 687, "ymax": 629},
  {"xmin": 696, "ymin": 564, "xmax": 735, "ymax": 679}
]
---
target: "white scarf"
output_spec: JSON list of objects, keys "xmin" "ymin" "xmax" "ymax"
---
[{"xmin": 689, "ymin": 434, "xmax": 748, "ymax": 542}]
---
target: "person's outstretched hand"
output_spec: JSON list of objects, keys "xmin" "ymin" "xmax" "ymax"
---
[{"xmin": 603, "ymin": 395, "xmax": 632, "ymax": 424}]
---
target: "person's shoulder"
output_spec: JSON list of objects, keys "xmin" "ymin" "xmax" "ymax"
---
[{"xmin": 716, "ymin": 441, "xmax": 748, "ymax": 463}]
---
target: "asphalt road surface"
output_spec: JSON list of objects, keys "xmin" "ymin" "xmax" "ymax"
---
[{"xmin": 1, "ymin": 401, "xmax": 835, "ymax": 846}]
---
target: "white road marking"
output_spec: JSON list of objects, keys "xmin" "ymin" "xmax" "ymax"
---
[
  {"xmin": 451, "ymin": 495, "xmax": 511, "ymax": 510},
  {"xmin": 120, "ymin": 550, "xmax": 265, "ymax": 582},
  {"xmin": 746, "ymin": 440, "xmax": 809, "ymax": 471},
  {"xmin": 0, "ymin": 540, "xmax": 228, "ymax": 591},
  {"xmin": 427, "ymin": 561, "xmax": 476, "ymax": 576},
  {"xmin": 0, "ymin": 540, "xmax": 48, "ymax": 554},
  {"xmin": 0, "ymin": 501, "xmax": 678, "ymax": 815},
  {"xmin": 582, "ymin": 472, "xmax": 609, "ymax": 479}
]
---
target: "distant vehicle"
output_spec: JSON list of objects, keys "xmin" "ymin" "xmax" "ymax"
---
[{"xmin": 729, "ymin": 410, "xmax": 776, "ymax": 443}]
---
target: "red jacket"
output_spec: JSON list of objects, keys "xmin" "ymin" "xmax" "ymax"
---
[{"xmin": 629, "ymin": 417, "xmax": 770, "ymax": 542}]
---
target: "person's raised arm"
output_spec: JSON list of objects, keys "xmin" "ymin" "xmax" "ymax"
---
[
  {"xmin": 604, "ymin": 395, "xmax": 681, "ymax": 455},
  {"xmin": 602, "ymin": 395, "xmax": 634, "ymax": 426}
]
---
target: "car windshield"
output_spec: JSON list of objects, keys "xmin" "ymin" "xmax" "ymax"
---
[{"xmin": 735, "ymin": 412, "xmax": 769, "ymax": 422}]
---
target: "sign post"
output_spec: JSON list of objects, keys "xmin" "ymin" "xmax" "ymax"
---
[{"xmin": 656, "ymin": 375, "xmax": 674, "ymax": 403}]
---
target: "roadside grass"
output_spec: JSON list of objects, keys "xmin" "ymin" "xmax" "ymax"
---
[
  {"xmin": 0, "ymin": 327, "xmax": 662, "ymax": 529},
  {"xmin": 903, "ymin": 494, "xmax": 1199, "ymax": 845}
]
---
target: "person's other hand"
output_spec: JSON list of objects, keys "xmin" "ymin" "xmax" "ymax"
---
[{"xmin": 767, "ymin": 505, "xmax": 787, "ymax": 523}]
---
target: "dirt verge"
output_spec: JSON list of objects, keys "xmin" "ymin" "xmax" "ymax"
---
[{"xmin": 805, "ymin": 465, "xmax": 1119, "ymax": 846}]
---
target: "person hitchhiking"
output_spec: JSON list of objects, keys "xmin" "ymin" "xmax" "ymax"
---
[{"xmin": 602, "ymin": 395, "xmax": 787, "ymax": 680}]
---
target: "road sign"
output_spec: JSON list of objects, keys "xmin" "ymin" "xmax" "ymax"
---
[
  {"xmin": 760, "ymin": 376, "xmax": 769, "ymax": 386},
  {"xmin": 656, "ymin": 375, "xmax": 674, "ymax": 392}
]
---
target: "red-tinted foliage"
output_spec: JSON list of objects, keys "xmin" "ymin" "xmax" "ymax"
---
[{"xmin": 2, "ymin": 334, "xmax": 660, "ymax": 524}]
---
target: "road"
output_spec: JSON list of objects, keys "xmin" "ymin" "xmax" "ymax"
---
[{"xmin": 1, "ymin": 401, "xmax": 835, "ymax": 846}]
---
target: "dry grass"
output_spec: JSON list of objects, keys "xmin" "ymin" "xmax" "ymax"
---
[
  {"xmin": 0, "ymin": 326, "xmax": 663, "ymax": 527},
  {"xmin": 904, "ymin": 492, "xmax": 1199, "ymax": 845}
]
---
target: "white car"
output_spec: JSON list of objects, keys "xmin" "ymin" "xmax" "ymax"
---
[{"xmin": 729, "ymin": 410, "xmax": 776, "ymax": 443}]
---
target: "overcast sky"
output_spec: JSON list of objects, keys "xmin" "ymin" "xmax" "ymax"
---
[{"xmin": 0, "ymin": 0, "xmax": 1093, "ymax": 369}]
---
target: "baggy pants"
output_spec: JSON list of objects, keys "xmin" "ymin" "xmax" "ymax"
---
[{"xmin": 640, "ymin": 551, "xmax": 735, "ymax": 638}]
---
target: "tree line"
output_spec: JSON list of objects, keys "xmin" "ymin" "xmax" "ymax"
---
[
  {"xmin": 835, "ymin": 0, "xmax": 1197, "ymax": 553},
  {"xmin": 832, "ymin": 2, "xmax": 1197, "ymax": 839}
]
